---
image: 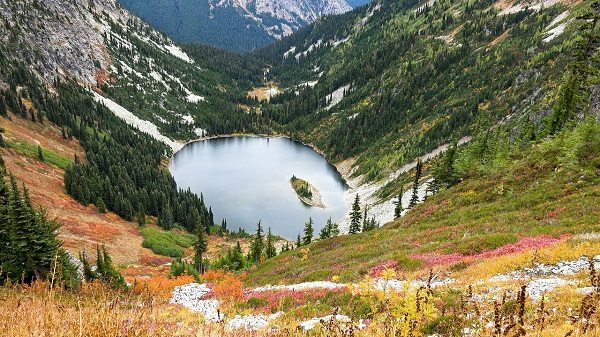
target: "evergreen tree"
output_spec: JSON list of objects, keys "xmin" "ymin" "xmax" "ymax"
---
[
  {"xmin": 362, "ymin": 205, "xmax": 371, "ymax": 232},
  {"xmin": 409, "ymin": 160, "xmax": 423, "ymax": 208},
  {"xmin": 303, "ymin": 217, "xmax": 314, "ymax": 245},
  {"xmin": 96, "ymin": 245, "xmax": 126, "ymax": 289},
  {"xmin": 349, "ymin": 194, "xmax": 362, "ymax": 234},
  {"xmin": 394, "ymin": 187, "xmax": 404, "ymax": 219},
  {"xmin": 319, "ymin": 221, "xmax": 331, "ymax": 239},
  {"xmin": 434, "ymin": 142, "xmax": 458, "ymax": 188},
  {"xmin": 137, "ymin": 204, "xmax": 145, "ymax": 227},
  {"xmin": 221, "ymin": 218, "xmax": 227, "ymax": 232},
  {"xmin": 37, "ymin": 145, "xmax": 44, "ymax": 162},
  {"xmin": 79, "ymin": 251, "xmax": 97, "ymax": 281},
  {"xmin": 158, "ymin": 203, "xmax": 174, "ymax": 229},
  {"xmin": 248, "ymin": 221, "xmax": 264, "ymax": 263},
  {"xmin": 96, "ymin": 197, "xmax": 106, "ymax": 213},
  {"xmin": 330, "ymin": 218, "xmax": 340, "ymax": 237},
  {"xmin": 194, "ymin": 222, "xmax": 208, "ymax": 273},
  {"xmin": 231, "ymin": 241, "xmax": 244, "ymax": 270},
  {"xmin": 296, "ymin": 233, "xmax": 302, "ymax": 248},
  {"xmin": 0, "ymin": 96, "xmax": 7, "ymax": 116},
  {"xmin": 265, "ymin": 227, "xmax": 277, "ymax": 258}
]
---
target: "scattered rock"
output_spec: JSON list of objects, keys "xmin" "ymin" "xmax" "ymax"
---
[
  {"xmin": 170, "ymin": 283, "xmax": 221, "ymax": 322},
  {"xmin": 526, "ymin": 278, "xmax": 571, "ymax": 300},
  {"xmin": 252, "ymin": 281, "xmax": 346, "ymax": 293},
  {"xmin": 299, "ymin": 314, "xmax": 351, "ymax": 330}
]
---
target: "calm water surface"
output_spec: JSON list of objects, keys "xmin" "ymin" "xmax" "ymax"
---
[{"xmin": 169, "ymin": 137, "xmax": 349, "ymax": 239}]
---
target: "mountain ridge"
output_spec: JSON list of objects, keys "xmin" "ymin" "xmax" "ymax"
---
[{"xmin": 118, "ymin": 0, "xmax": 354, "ymax": 52}]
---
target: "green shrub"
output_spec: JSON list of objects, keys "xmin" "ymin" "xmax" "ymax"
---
[
  {"xmin": 140, "ymin": 227, "xmax": 196, "ymax": 258},
  {"xmin": 393, "ymin": 253, "xmax": 424, "ymax": 271},
  {"xmin": 246, "ymin": 297, "xmax": 269, "ymax": 309}
]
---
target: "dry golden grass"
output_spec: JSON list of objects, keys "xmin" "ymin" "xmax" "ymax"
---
[
  {"xmin": 0, "ymin": 281, "xmax": 261, "ymax": 337},
  {"xmin": 460, "ymin": 237, "xmax": 600, "ymax": 282}
]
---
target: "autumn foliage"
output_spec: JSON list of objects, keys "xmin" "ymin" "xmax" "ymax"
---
[{"xmin": 132, "ymin": 275, "xmax": 196, "ymax": 299}]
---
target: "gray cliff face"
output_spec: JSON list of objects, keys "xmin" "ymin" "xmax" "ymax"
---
[{"xmin": 0, "ymin": 0, "xmax": 185, "ymax": 86}]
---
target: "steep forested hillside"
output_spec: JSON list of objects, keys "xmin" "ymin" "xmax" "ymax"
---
[
  {"xmin": 118, "ymin": 0, "xmax": 353, "ymax": 52},
  {"xmin": 257, "ymin": 0, "xmax": 593, "ymax": 178}
]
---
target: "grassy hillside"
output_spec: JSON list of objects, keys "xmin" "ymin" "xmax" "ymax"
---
[{"xmin": 246, "ymin": 120, "xmax": 600, "ymax": 285}]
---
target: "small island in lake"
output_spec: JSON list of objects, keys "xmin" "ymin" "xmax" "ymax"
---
[{"xmin": 290, "ymin": 175, "xmax": 325, "ymax": 208}]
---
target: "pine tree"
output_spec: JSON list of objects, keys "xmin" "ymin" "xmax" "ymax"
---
[
  {"xmin": 248, "ymin": 221, "xmax": 264, "ymax": 263},
  {"xmin": 158, "ymin": 203, "xmax": 174, "ymax": 229},
  {"xmin": 37, "ymin": 145, "xmax": 45, "ymax": 162},
  {"xmin": 409, "ymin": 160, "xmax": 423, "ymax": 208},
  {"xmin": 97, "ymin": 197, "xmax": 106, "ymax": 213},
  {"xmin": 137, "ymin": 204, "xmax": 145, "ymax": 227},
  {"xmin": 265, "ymin": 227, "xmax": 277, "ymax": 258},
  {"xmin": 0, "ymin": 96, "xmax": 7, "ymax": 116},
  {"xmin": 349, "ymin": 194, "xmax": 362, "ymax": 234},
  {"xmin": 97, "ymin": 245, "xmax": 125, "ymax": 289},
  {"xmin": 362, "ymin": 205, "xmax": 371, "ymax": 232},
  {"xmin": 319, "ymin": 221, "xmax": 331, "ymax": 239},
  {"xmin": 434, "ymin": 142, "xmax": 458, "ymax": 188},
  {"xmin": 330, "ymin": 218, "xmax": 340, "ymax": 237},
  {"xmin": 194, "ymin": 222, "xmax": 208, "ymax": 273},
  {"xmin": 221, "ymin": 218, "xmax": 227, "ymax": 232},
  {"xmin": 296, "ymin": 233, "xmax": 302, "ymax": 248},
  {"xmin": 394, "ymin": 187, "xmax": 404, "ymax": 219},
  {"xmin": 303, "ymin": 217, "xmax": 314, "ymax": 245},
  {"xmin": 231, "ymin": 241, "xmax": 244, "ymax": 270},
  {"xmin": 79, "ymin": 251, "xmax": 97, "ymax": 281}
]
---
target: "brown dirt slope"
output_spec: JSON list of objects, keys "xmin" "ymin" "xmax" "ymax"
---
[{"xmin": 0, "ymin": 113, "xmax": 158, "ymax": 265}]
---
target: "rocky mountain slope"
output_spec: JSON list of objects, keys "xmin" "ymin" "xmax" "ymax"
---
[
  {"xmin": 118, "ymin": 0, "xmax": 354, "ymax": 52},
  {"xmin": 0, "ymin": 0, "xmax": 264, "ymax": 150}
]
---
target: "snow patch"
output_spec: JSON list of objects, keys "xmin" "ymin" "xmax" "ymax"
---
[
  {"xmin": 500, "ymin": 0, "xmax": 562, "ymax": 15},
  {"xmin": 283, "ymin": 46, "xmax": 297, "ymax": 59},
  {"xmin": 164, "ymin": 44, "xmax": 194, "ymax": 64},
  {"xmin": 186, "ymin": 92, "xmax": 205, "ymax": 103},
  {"xmin": 92, "ymin": 92, "xmax": 182, "ymax": 152},
  {"xmin": 324, "ymin": 84, "xmax": 351, "ymax": 110}
]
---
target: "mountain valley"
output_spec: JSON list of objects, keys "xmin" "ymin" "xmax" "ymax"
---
[{"xmin": 0, "ymin": 0, "xmax": 599, "ymax": 335}]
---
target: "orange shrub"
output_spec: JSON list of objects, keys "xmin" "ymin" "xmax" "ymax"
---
[
  {"xmin": 201, "ymin": 269, "xmax": 227, "ymax": 282},
  {"xmin": 132, "ymin": 275, "xmax": 196, "ymax": 299},
  {"xmin": 212, "ymin": 274, "xmax": 243, "ymax": 302}
]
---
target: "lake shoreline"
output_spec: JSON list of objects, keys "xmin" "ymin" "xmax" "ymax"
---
[
  {"xmin": 168, "ymin": 134, "xmax": 352, "ymax": 239},
  {"xmin": 170, "ymin": 133, "xmax": 352, "ymax": 186}
]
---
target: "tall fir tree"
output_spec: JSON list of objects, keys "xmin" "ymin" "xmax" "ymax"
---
[
  {"xmin": 349, "ymin": 194, "xmax": 362, "ymax": 234},
  {"xmin": 434, "ymin": 142, "xmax": 458, "ymax": 188},
  {"xmin": 394, "ymin": 187, "xmax": 404, "ymax": 219},
  {"xmin": 265, "ymin": 227, "xmax": 277, "ymax": 258},
  {"xmin": 194, "ymin": 222, "xmax": 208, "ymax": 273},
  {"xmin": 37, "ymin": 145, "xmax": 44, "ymax": 162},
  {"xmin": 248, "ymin": 221, "xmax": 264, "ymax": 262},
  {"xmin": 303, "ymin": 217, "xmax": 314, "ymax": 245},
  {"xmin": 158, "ymin": 203, "xmax": 174, "ymax": 229},
  {"xmin": 409, "ymin": 160, "xmax": 423, "ymax": 208},
  {"xmin": 96, "ymin": 197, "xmax": 106, "ymax": 213},
  {"xmin": 296, "ymin": 233, "xmax": 302, "ymax": 248}
]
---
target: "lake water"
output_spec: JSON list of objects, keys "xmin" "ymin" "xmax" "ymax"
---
[{"xmin": 169, "ymin": 137, "xmax": 349, "ymax": 239}]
